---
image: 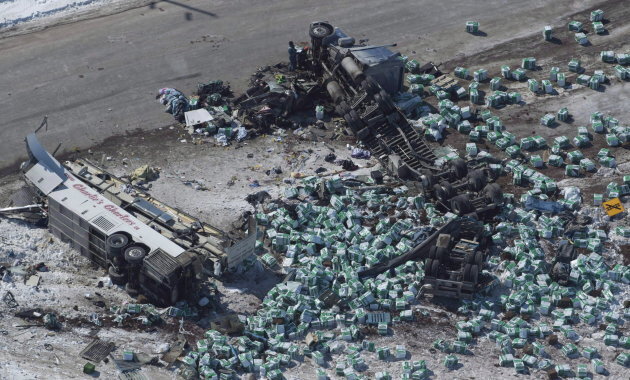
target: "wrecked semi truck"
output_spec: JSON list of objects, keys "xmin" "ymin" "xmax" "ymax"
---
[
  {"xmin": 308, "ymin": 22, "xmax": 502, "ymax": 219},
  {"xmin": 308, "ymin": 22, "xmax": 445, "ymax": 179},
  {"xmin": 358, "ymin": 217, "xmax": 493, "ymax": 299},
  {"xmin": 19, "ymin": 133, "xmax": 256, "ymax": 305},
  {"xmin": 308, "ymin": 23, "xmax": 501, "ymax": 298}
]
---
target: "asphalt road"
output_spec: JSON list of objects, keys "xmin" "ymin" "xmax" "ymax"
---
[{"xmin": 0, "ymin": 0, "xmax": 605, "ymax": 171}]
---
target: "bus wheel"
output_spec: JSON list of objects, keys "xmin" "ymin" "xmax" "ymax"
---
[
  {"xmin": 170, "ymin": 287, "xmax": 179, "ymax": 304},
  {"xmin": 125, "ymin": 282, "xmax": 139, "ymax": 297},
  {"xmin": 106, "ymin": 233, "xmax": 129, "ymax": 256},
  {"xmin": 124, "ymin": 245, "xmax": 148, "ymax": 265},
  {"xmin": 108, "ymin": 266, "xmax": 127, "ymax": 285}
]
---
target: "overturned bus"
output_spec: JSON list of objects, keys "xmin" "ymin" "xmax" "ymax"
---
[{"xmin": 20, "ymin": 133, "xmax": 256, "ymax": 305}]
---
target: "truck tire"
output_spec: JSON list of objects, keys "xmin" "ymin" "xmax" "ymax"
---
[
  {"xmin": 425, "ymin": 259, "xmax": 434, "ymax": 276},
  {"xmin": 435, "ymin": 247, "xmax": 449, "ymax": 264},
  {"xmin": 125, "ymin": 282, "xmax": 139, "ymax": 297},
  {"xmin": 108, "ymin": 266, "xmax": 127, "ymax": 285},
  {"xmin": 464, "ymin": 252, "xmax": 474, "ymax": 264},
  {"xmin": 428, "ymin": 246, "xmax": 437, "ymax": 259},
  {"xmin": 124, "ymin": 245, "xmax": 148, "ymax": 265},
  {"xmin": 309, "ymin": 22, "xmax": 334, "ymax": 39},
  {"xmin": 431, "ymin": 259, "xmax": 440, "ymax": 277},
  {"xmin": 420, "ymin": 173, "xmax": 436, "ymax": 189},
  {"xmin": 463, "ymin": 264, "xmax": 472, "ymax": 281},
  {"xmin": 467, "ymin": 171, "xmax": 487, "ymax": 192},
  {"xmin": 106, "ymin": 233, "xmax": 129, "ymax": 256},
  {"xmin": 439, "ymin": 181, "xmax": 456, "ymax": 201},
  {"xmin": 451, "ymin": 159, "xmax": 468, "ymax": 179},
  {"xmin": 433, "ymin": 184, "xmax": 448, "ymax": 203},
  {"xmin": 474, "ymin": 251, "xmax": 484, "ymax": 266},
  {"xmin": 484, "ymin": 183, "xmax": 503, "ymax": 204},
  {"xmin": 450, "ymin": 195, "xmax": 473, "ymax": 215},
  {"xmin": 470, "ymin": 265, "xmax": 479, "ymax": 284}
]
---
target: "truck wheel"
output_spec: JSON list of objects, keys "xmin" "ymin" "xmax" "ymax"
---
[
  {"xmin": 421, "ymin": 173, "xmax": 436, "ymax": 189},
  {"xmin": 464, "ymin": 252, "xmax": 474, "ymax": 264},
  {"xmin": 124, "ymin": 245, "xmax": 147, "ymax": 265},
  {"xmin": 309, "ymin": 22, "xmax": 334, "ymax": 39},
  {"xmin": 463, "ymin": 264, "xmax": 472, "ymax": 281},
  {"xmin": 450, "ymin": 195, "xmax": 473, "ymax": 215},
  {"xmin": 484, "ymin": 183, "xmax": 503, "ymax": 204},
  {"xmin": 474, "ymin": 251, "xmax": 484, "ymax": 266},
  {"xmin": 431, "ymin": 259, "xmax": 440, "ymax": 277},
  {"xmin": 468, "ymin": 176, "xmax": 485, "ymax": 192},
  {"xmin": 428, "ymin": 246, "xmax": 437, "ymax": 259},
  {"xmin": 439, "ymin": 181, "xmax": 456, "ymax": 201},
  {"xmin": 108, "ymin": 266, "xmax": 127, "ymax": 285},
  {"xmin": 424, "ymin": 259, "xmax": 434, "ymax": 276},
  {"xmin": 106, "ymin": 233, "xmax": 129, "ymax": 256},
  {"xmin": 435, "ymin": 247, "xmax": 449, "ymax": 264},
  {"xmin": 125, "ymin": 282, "xmax": 139, "ymax": 297},
  {"xmin": 470, "ymin": 265, "xmax": 479, "ymax": 284},
  {"xmin": 451, "ymin": 159, "xmax": 468, "ymax": 179},
  {"xmin": 433, "ymin": 184, "xmax": 448, "ymax": 203}
]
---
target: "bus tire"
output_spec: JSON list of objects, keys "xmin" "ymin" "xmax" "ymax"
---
[
  {"xmin": 125, "ymin": 282, "xmax": 139, "ymax": 297},
  {"xmin": 106, "ymin": 233, "xmax": 129, "ymax": 256},
  {"xmin": 170, "ymin": 287, "xmax": 179, "ymax": 304},
  {"xmin": 108, "ymin": 266, "xmax": 127, "ymax": 285},
  {"xmin": 124, "ymin": 245, "xmax": 148, "ymax": 265}
]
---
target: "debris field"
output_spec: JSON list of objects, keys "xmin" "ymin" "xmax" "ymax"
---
[{"xmin": 1, "ymin": 3, "xmax": 630, "ymax": 380}]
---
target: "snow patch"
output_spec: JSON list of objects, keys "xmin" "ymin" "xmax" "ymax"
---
[{"xmin": 0, "ymin": 0, "xmax": 129, "ymax": 29}]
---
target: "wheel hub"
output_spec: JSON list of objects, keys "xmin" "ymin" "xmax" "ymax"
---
[
  {"xmin": 129, "ymin": 248, "xmax": 143, "ymax": 258},
  {"xmin": 312, "ymin": 26, "xmax": 329, "ymax": 37}
]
